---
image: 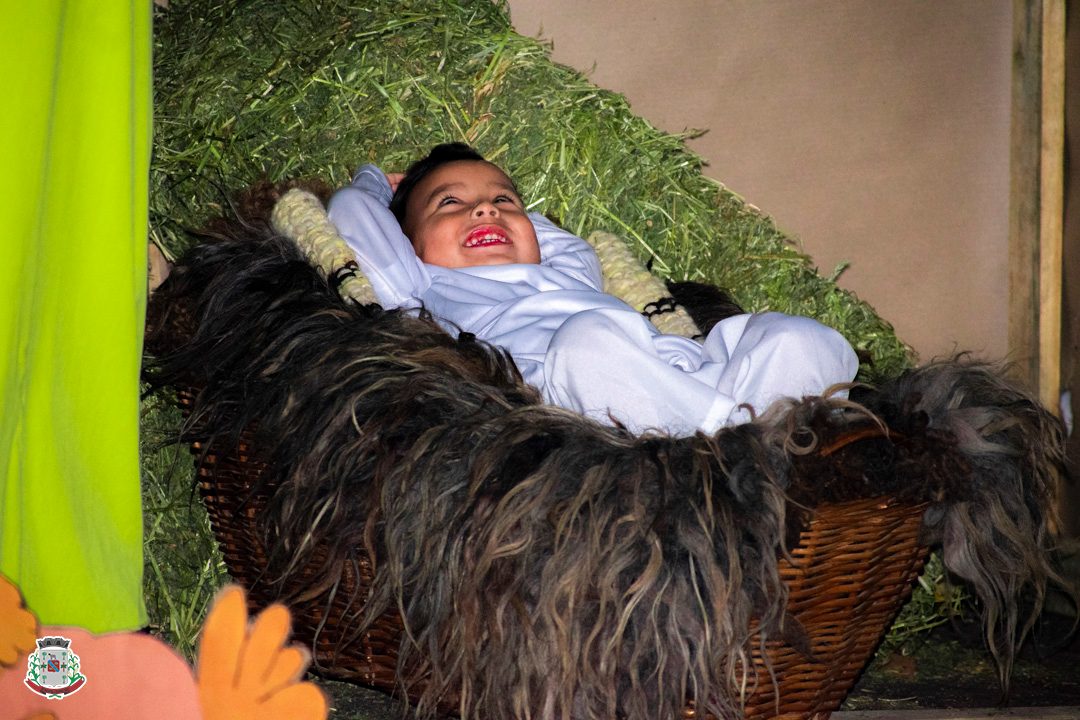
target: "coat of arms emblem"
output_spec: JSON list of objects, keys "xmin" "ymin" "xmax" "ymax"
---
[{"xmin": 24, "ymin": 636, "xmax": 87, "ymax": 699}]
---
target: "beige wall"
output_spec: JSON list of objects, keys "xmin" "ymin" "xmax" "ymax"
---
[{"xmin": 507, "ymin": 0, "xmax": 1012, "ymax": 363}]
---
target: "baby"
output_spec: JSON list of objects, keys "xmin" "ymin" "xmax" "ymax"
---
[{"xmin": 328, "ymin": 143, "xmax": 858, "ymax": 435}]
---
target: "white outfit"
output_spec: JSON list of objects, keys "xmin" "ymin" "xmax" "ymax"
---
[{"xmin": 328, "ymin": 165, "xmax": 858, "ymax": 436}]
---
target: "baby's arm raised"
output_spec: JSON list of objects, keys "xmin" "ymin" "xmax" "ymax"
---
[
  {"xmin": 530, "ymin": 213, "xmax": 604, "ymax": 292},
  {"xmin": 328, "ymin": 164, "xmax": 430, "ymax": 309}
]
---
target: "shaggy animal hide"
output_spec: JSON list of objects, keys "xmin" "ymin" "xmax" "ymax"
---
[{"xmin": 145, "ymin": 183, "xmax": 1067, "ymax": 719}]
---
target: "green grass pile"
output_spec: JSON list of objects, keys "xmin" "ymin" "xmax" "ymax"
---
[{"xmin": 140, "ymin": 392, "xmax": 227, "ymax": 659}]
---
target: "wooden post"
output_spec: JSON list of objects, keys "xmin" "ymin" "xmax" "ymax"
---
[
  {"xmin": 1009, "ymin": 0, "xmax": 1065, "ymax": 415},
  {"xmin": 1009, "ymin": 0, "xmax": 1043, "ymax": 392},
  {"xmin": 1040, "ymin": 0, "xmax": 1065, "ymax": 414}
]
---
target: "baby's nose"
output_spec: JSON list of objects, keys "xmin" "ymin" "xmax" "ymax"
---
[{"xmin": 473, "ymin": 201, "xmax": 498, "ymax": 217}]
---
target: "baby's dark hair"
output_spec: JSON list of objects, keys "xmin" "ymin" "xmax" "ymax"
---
[{"xmin": 389, "ymin": 142, "xmax": 486, "ymax": 225}]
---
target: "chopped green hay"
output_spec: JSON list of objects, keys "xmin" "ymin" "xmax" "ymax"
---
[
  {"xmin": 140, "ymin": 392, "xmax": 228, "ymax": 660},
  {"xmin": 151, "ymin": 0, "xmax": 911, "ymax": 379},
  {"xmin": 879, "ymin": 551, "xmax": 973, "ymax": 657}
]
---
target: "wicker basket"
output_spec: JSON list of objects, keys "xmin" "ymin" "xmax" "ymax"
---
[{"xmin": 180, "ymin": 393, "xmax": 928, "ymax": 719}]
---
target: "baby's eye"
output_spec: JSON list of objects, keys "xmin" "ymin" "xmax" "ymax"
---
[
  {"xmin": 494, "ymin": 194, "xmax": 517, "ymax": 204},
  {"xmin": 436, "ymin": 195, "xmax": 459, "ymax": 207}
]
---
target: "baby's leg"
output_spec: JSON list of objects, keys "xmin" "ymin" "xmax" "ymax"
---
[
  {"xmin": 543, "ymin": 309, "xmax": 858, "ymax": 436},
  {"xmin": 701, "ymin": 312, "xmax": 859, "ymax": 425},
  {"xmin": 543, "ymin": 308, "xmax": 740, "ymax": 435}
]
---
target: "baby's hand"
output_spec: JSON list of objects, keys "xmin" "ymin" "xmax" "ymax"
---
[{"xmin": 385, "ymin": 172, "xmax": 404, "ymax": 192}]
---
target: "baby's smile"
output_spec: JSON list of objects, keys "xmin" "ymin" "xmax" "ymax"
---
[{"xmin": 465, "ymin": 225, "xmax": 511, "ymax": 248}]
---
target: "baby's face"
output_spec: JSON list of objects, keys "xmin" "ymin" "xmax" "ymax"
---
[{"xmin": 402, "ymin": 160, "xmax": 541, "ymax": 268}]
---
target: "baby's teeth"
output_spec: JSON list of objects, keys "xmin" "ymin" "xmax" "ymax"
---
[{"xmin": 468, "ymin": 232, "xmax": 505, "ymax": 246}]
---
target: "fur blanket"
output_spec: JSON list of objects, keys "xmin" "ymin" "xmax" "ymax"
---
[{"xmin": 145, "ymin": 184, "xmax": 1066, "ymax": 720}]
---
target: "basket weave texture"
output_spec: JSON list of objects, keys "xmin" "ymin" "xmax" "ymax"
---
[{"xmin": 181, "ymin": 393, "xmax": 927, "ymax": 719}]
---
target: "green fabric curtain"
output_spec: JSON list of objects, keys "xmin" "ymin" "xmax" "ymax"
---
[{"xmin": 1, "ymin": 1, "xmax": 150, "ymax": 631}]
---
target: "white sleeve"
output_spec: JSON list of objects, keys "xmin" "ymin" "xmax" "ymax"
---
[
  {"xmin": 530, "ymin": 213, "xmax": 604, "ymax": 291},
  {"xmin": 327, "ymin": 164, "xmax": 430, "ymax": 309}
]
